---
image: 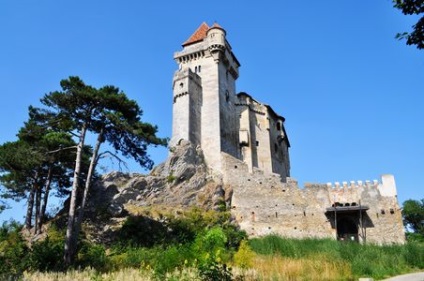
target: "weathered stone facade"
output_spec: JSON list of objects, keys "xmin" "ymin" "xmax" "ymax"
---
[
  {"xmin": 171, "ymin": 23, "xmax": 405, "ymax": 244},
  {"xmin": 172, "ymin": 22, "xmax": 290, "ymax": 179}
]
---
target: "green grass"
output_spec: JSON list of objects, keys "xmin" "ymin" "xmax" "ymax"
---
[{"xmin": 248, "ymin": 235, "xmax": 424, "ymax": 279}]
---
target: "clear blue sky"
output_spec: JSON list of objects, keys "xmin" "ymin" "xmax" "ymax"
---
[{"xmin": 1, "ymin": 1, "xmax": 423, "ymax": 223}]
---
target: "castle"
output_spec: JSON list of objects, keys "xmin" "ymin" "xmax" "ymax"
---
[{"xmin": 171, "ymin": 23, "xmax": 405, "ymax": 244}]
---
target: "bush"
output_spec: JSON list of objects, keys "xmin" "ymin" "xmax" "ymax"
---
[
  {"xmin": 192, "ymin": 227, "xmax": 233, "ymax": 281},
  {"xmin": 77, "ymin": 243, "xmax": 107, "ymax": 271},
  {"xmin": 0, "ymin": 220, "xmax": 29, "ymax": 277},
  {"xmin": 29, "ymin": 236, "xmax": 64, "ymax": 272},
  {"xmin": 27, "ymin": 224, "xmax": 66, "ymax": 272},
  {"xmin": 118, "ymin": 216, "xmax": 169, "ymax": 247},
  {"xmin": 233, "ymin": 240, "xmax": 255, "ymax": 269}
]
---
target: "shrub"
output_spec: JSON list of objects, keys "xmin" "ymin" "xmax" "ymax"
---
[
  {"xmin": 193, "ymin": 227, "xmax": 233, "ymax": 281},
  {"xmin": 233, "ymin": 240, "xmax": 255, "ymax": 269},
  {"xmin": 77, "ymin": 243, "xmax": 107, "ymax": 271},
  {"xmin": 29, "ymin": 236, "xmax": 64, "ymax": 272},
  {"xmin": 118, "ymin": 216, "xmax": 168, "ymax": 247},
  {"xmin": 0, "ymin": 220, "xmax": 29, "ymax": 277}
]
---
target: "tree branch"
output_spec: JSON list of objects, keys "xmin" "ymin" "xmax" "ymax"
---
[
  {"xmin": 46, "ymin": 146, "xmax": 78, "ymax": 154},
  {"xmin": 98, "ymin": 150, "xmax": 129, "ymax": 171}
]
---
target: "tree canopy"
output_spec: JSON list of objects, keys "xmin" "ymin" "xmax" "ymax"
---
[
  {"xmin": 34, "ymin": 76, "xmax": 167, "ymax": 266},
  {"xmin": 403, "ymin": 199, "xmax": 424, "ymax": 234},
  {"xmin": 393, "ymin": 0, "xmax": 424, "ymax": 49},
  {"xmin": 0, "ymin": 109, "xmax": 84, "ymax": 233},
  {"xmin": 0, "ymin": 76, "xmax": 167, "ymax": 267}
]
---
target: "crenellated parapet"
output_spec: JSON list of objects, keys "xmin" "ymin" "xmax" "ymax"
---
[
  {"xmin": 323, "ymin": 174, "xmax": 397, "ymax": 197},
  {"xmin": 325, "ymin": 180, "xmax": 379, "ymax": 189}
]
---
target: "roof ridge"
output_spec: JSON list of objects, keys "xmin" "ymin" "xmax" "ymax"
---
[{"xmin": 182, "ymin": 22, "xmax": 210, "ymax": 47}]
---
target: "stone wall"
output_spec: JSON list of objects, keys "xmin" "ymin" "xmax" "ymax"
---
[
  {"xmin": 235, "ymin": 93, "xmax": 290, "ymax": 179},
  {"xmin": 223, "ymin": 153, "xmax": 405, "ymax": 244}
]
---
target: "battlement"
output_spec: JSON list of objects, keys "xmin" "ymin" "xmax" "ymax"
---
[
  {"xmin": 325, "ymin": 179, "xmax": 379, "ymax": 189},
  {"xmin": 323, "ymin": 174, "xmax": 397, "ymax": 197}
]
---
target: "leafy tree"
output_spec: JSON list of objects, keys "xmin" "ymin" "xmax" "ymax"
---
[
  {"xmin": 19, "ymin": 115, "xmax": 77, "ymax": 233},
  {"xmin": 35, "ymin": 76, "xmax": 167, "ymax": 266},
  {"xmin": 0, "ymin": 108, "xmax": 87, "ymax": 233},
  {"xmin": 403, "ymin": 199, "xmax": 424, "ymax": 234},
  {"xmin": 0, "ymin": 140, "xmax": 44, "ymax": 230},
  {"xmin": 393, "ymin": 0, "xmax": 424, "ymax": 49}
]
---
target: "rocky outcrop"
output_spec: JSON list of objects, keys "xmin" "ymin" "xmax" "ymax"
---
[{"xmin": 86, "ymin": 140, "xmax": 228, "ymax": 221}]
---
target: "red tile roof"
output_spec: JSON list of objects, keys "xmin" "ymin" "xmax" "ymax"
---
[{"xmin": 182, "ymin": 22, "xmax": 210, "ymax": 47}]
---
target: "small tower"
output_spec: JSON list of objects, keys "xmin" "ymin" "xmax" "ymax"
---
[{"xmin": 172, "ymin": 22, "xmax": 240, "ymax": 172}]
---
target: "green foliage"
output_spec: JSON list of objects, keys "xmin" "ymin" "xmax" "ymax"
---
[
  {"xmin": 406, "ymin": 231, "xmax": 424, "ymax": 242},
  {"xmin": 198, "ymin": 260, "xmax": 232, "ymax": 281},
  {"xmin": 118, "ymin": 216, "xmax": 169, "ymax": 247},
  {"xmin": 403, "ymin": 199, "xmax": 424, "ymax": 234},
  {"xmin": 110, "ymin": 209, "xmax": 244, "ymax": 279},
  {"xmin": 193, "ymin": 227, "xmax": 232, "ymax": 281},
  {"xmin": 393, "ymin": 0, "xmax": 424, "ymax": 49},
  {"xmin": 166, "ymin": 170, "xmax": 176, "ymax": 183},
  {"xmin": 29, "ymin": 236, "xmax": 64, "ymax": 272},
  {"xmin": 77, "ymin": 243, "xmax": 107, "ymax": 271},
  {"xmin": 107, "ymin": 247, "xmax": 154, "ymax": 269},
  {"xmin": 403, "ymin": 241, "xmax": 424, "ymax": 268},
  {"xmin": 233, "ymin": 240, "xmax": 255, "ymax": 269},
  {"xmin": 0, "ymin": 221, "xmax": 29, "ymax": 278},
  {"xmin": 151, "ymin": 245, "xmax": 192, "ymax": 277},
  {"xmin": 117, "ymin": 208, "xmax": 246, "ymax": 249},
  {"xmin": 27, "ymin": 225, "xmax": 66, "ymax": 272}
]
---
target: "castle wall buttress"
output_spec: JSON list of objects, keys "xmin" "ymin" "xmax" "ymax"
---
[{"xmin": 219, "ymin": 56, "xmax": 239, "ymax": 159}]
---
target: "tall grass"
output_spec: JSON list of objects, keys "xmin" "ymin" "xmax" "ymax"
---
[
  {"xmin": 23, "ymin": 267, "xmax": 202, "ymax": 281},
  {"xmin": 249, "ymin": 235, "xmax": 424, "ymax": 280}
]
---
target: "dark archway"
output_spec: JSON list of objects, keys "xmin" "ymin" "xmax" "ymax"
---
[{"xmin": 337, "ymin": 217, "xmax": 358, "ymax": 242}]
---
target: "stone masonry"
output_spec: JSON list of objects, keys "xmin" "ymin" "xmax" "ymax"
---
[{"xmin": 171, "ymin": 22, "xmax": 405, "ymax": 244}]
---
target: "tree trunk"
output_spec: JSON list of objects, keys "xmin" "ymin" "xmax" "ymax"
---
[
  {"xmin": 37, "ymin": 167, "xmax": 53, "ymax": 234},
  {"xmin": 25, "ymin": 185, "xmax": 36, "ymax": 231},
  {"xmin": 34, "ymin": 184, "xmax": 41, "ymax": 234},
  {"xmin": 74, "ymin": 129, "xmax": 103, "ymax": 239},
  {"xmin": 64, "ymin": 124, "xmax": 87, "ymax": 267}
]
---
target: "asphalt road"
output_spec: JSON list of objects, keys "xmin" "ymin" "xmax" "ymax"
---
[{"xmin": 382, "ymin": 272, "xmax": 424, "ymax": 281}]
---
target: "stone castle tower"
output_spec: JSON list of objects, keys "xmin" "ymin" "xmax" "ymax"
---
[
  {"xmin": 171, "ymin": 23, "xmax": 405, "ymax": 244},
  {"xmin": 172, "ymin": 22, "xmax": 290, "ymax": 179}
]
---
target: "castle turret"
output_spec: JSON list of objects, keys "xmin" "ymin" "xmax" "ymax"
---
[
  {"xmin": 172, "ymin": 68, "xmax": 202, "ymax": 147},
  {"xmin": 206, "ymin": 24, "xmax": 226, "ymax": 62}
]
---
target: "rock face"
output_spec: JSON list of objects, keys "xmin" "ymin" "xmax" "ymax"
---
[{"xmin": 86, "ymin": 140, "xmax": 227, "ymax": 220}]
